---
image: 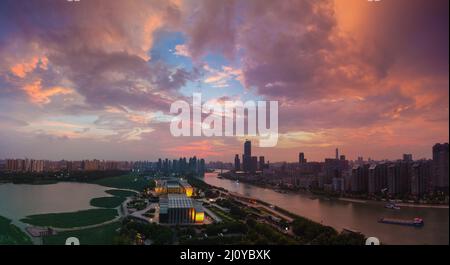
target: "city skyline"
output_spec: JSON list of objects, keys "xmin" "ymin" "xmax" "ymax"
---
[
  {"xmin": 0, "ymin": 0, "xmax": 449, "ymax": 162},
  {"xmin": 1, "ymin": 141, "xmax": 445, "ymax": 164}
]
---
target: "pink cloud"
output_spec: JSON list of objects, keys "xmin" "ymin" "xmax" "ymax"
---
[{"xmin": 22, "ymin": 79, "xmax": 72, "ymax": 105}]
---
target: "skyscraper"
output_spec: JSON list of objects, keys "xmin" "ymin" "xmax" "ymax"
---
[
  {"xmin": 324, "ymin": 158, "xmax": 342, "ymax": 187},
  {"xmin": 250, "ymin": 156, "xmax": 258, "ymax": 173},
  {"xmin": 244, "ymin": 140, "xmax": 251, "ymax": 157},
  {"xmin": 335, "ymin": 148, "xmax": 339, "ymax": 160},
  {"xmin": 198, "ymin": 158, "xmax": 205, "ymax": 176},
  {"xmin": 368, "ymin": 163, "xmax": 388, "ymax": 194},
  {"xmin": 299, "ymin": 152, "xmax": 306, "ymax": 164},
  {"xmin": 387, "ymin": 162, "xmax": 410, "ymax": 195},
  {"xmin": 432, "ymin": 143, "xmax": 449, "ymax": 191},
  {"xmin": 243, "ymin": 140, "xmax": 252, "ymax": 172},
  {"xmin": 351, "ymin": 164, "xmax": 369, "ymax": 192},
  {"xmin": 411, "ymin": 160, "xmax": 431, "ymax": 196},
  {"xmin": 403, "ymin": 154, "xmax": 413, "ymax": 162},
  {"xmin": 259, "ymin": 156, "xmax": 265, "ymax": 170},
  {"xmin": 234, "ymin": 154, "xmax": 241, "ymax": 171}
]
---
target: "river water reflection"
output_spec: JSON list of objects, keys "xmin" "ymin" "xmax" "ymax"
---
[{"xmin": 203, "ymin": 172, "xmax": 449, "ymax": 245}]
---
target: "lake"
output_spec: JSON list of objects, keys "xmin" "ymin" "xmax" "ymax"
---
[{"xmin": 0, "ymin": 182, "xmax": 110, "ymax": 222}]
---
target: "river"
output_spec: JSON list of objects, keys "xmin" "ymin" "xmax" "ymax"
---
[{"xmin": 203, "ymin": 172, "xmax": 449, "ymax": 245}]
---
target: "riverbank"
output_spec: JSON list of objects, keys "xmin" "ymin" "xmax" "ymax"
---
[
  {"xmin": 219, "ymin": 173, "xmax": 449, "ymax": 209},
  {"xmin": 337, "ymin": 195, "xmax": 449, "ymax": 209},
  {"xmin": 336, "ymin": 197, "xmax": 449, "ymax": 209},
  {"xmin": 337, "ymin": 197, "xmax": 367, "ymax": 203},
  {"xmin": 20, "ymin": 208, "xmax": 119, "ymax": 228},
  {"xmin": 394, "ymin": 203, "xmax": 449, "ymax": 209},
  {"xmin": 206, "ymin": 172, "xmax": 449, "ymax": 245},
  {"xmin": 193, "ymin": 177, "xmax": 367, "ymax": 245}
]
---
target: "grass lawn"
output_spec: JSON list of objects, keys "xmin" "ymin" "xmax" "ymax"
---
[
  {"xmin": 43, "ymin": 222, "xmax": 121, "ymax": 245},
  {"xmin": 20, "ymin": 209, "xmax": 118, "ymax": 228},
  {"xmin": 105, "ymin": 189, "xmax": 137, "ymax": 198},
  {"xmin": 90, "ymin": 196, "xmax": 125, "ymax": 208},
  {"xmin": 206, "ymin": 206, "xmax": 236, "ymax": 222},
  {"xmin": 0, "ymin": 216, "xmax": 32, "ymax": 245},
  {"xmin": 91, "ymin": 174, "xmax": 149, "ymax": 192}
]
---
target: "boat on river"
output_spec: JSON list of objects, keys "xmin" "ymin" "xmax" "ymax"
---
[
  {"xmin": 378, "ymin": 217, "xmax": 424, "ymax": 227},
  {"xmin": 385, "ymin": 203, "xmax": 401, "ymax": 210}
]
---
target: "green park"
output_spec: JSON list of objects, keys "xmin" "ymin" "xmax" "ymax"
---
[{"xmin": 0, "ymin": 216, "xmax": 32, "ymax": 245}]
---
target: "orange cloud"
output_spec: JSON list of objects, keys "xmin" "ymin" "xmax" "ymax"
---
[
  {"xmin": 10, "ymin": 56, "xmax": 49, "ymax": 78},
  {"xmin": 164, "ymin": 140, "xmax": 223, "ymax": 157},
  {"xmin": 203, "ymin": 65, "xmax": 244, "ymax": 88},
  {"xmin": 22, "ymin": 80, "xmax": 73, "ymax": 105},
  {"xmin": 10, "ymin": 57, "xmax": 38, "ymax": 78}
]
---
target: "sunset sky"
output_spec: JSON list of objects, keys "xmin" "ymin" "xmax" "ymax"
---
[{"xmin": 0, "ymin": 0, "xmax": 448, "ymax": 162}]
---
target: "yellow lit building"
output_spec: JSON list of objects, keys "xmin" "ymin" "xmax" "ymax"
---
[
  {"xmin": 154, "ymin": 178, "xmax": 194, "ymax": 197},
  {"xmin": 194, "ymin": 211, "xmax": 204, "ymax": 223},
  {"xmin": 180, "ymin": 181, "xmax": 193, "ymax": 197},
  {"xmin": 159, "ymin": 194, "xmax": 204, "ymax": 224}
]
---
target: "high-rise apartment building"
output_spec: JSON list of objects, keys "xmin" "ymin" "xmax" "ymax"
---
[{"xmin": 432, "ymin": 143, "xmax": 449, "ymax": 191}]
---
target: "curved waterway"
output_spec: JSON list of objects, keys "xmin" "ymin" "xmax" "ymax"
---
[{"xmin": 203, "ymin": 172, "xmax": 449, "ymax": 245}]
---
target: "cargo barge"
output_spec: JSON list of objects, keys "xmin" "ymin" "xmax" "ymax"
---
[
  {"xmin": 378, "ymin": 217, "xmax": 424, "ymax": 227},
  {"xmin": 385, "ymin": 203, "xmax": 401, "ymax": 210}
]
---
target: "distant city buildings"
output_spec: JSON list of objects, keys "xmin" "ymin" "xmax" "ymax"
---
[
  {"xmin": 3, "ymin": 142, "xmax": 448, "ymax": 200},
  {"xmin": 321, "ymin": 154, "xmax": 349, "ymax": 189},
  {"xmin": 235, "ymin": 140, "xmax": 267, "ymax": 173},
  {"xmin": 411, "ymin": 160, "xmax": 432, "ymax": 196},
  {"xmin": 299, "ymin": 152, "xmax": 306, "ymax": 164},
  {"xmin": 368, "ymin": 163, "xmax": 388, "ymax": 194},
  {"xmin": 432, "ymin": 143, "xmax": 449, "ymax": 191},
  {"xmin": 259, "ymin": 156, "xmax": 266, "ymax": 171},
  {"xmin": 250, "ymin": 156, "xmax": 258, "ymax": 173},
  {"xmin": 131, "ymin": 156, "xmax": 205, "ymax": 176},
  {"xmin": 332, "ymin": 176, "xmax": 345, "ymax": 192},
  {"xmin": 242, "ymin": 139, "xmax": 252, "ymax": 172},
  {"xmin": 3, "ymin": 159, "xmax": 134, "ymax": 173},
  {"xmin": 2, "ymin": 156, "xmax": 206, "ymax": 176},
  {"xmin": 387, "ymin": 161, "xmax": 411, "ymax": 195},
  {"xmin": 206, "ymin": 161, "xmax": 233, "ymax": 170},
  {"xmin": 6, "ymin": 159, "xmax": 47, "ymax": 173},
  {"xmin": 403, "ymin": 154, "xmax": 413, "ymax": 162},
  {"xmin": 234, "ymin": 154, "xmax": 241, "ymax": 171},
  {"xmin": 351, "ymin": 164, "xmax": 369, "ymax": 193},
  {"xmin": 228, "ymin": 142, "xmax": 448, "ymax": 199}
]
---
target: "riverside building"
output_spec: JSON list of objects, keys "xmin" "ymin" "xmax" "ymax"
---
[{"xmin": 159, "ymin": 194, "xmax": 204, "ymax": 224}]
